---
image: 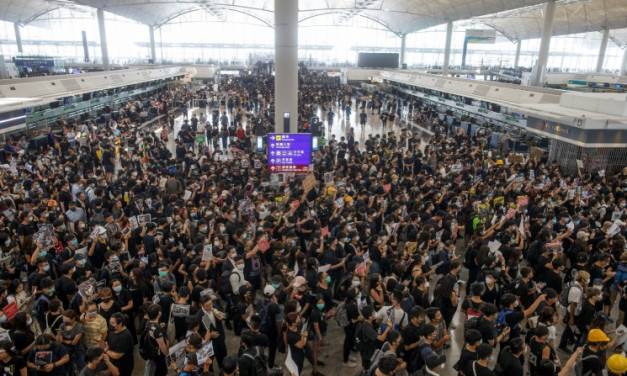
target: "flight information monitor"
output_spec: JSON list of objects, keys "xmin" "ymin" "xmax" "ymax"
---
[{"xmin": 267, "ymin": 133, "xmax": 312, "ymax": 173}]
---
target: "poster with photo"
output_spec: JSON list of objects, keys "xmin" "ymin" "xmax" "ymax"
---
[
  {"xmin": 171, "ymin": 304, "xmax": 191, "ymax": 318},
  {"xmin": 197, "ymin": 341, "xmax": 214, "ymax": 364},
  {"xmin": 168, "ymin": 340, "xmax": 187, "ymax": 369}
]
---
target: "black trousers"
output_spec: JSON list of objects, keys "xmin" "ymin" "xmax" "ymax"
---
[{"xmin": 343, "ymin": 323, "xmax": 356, "ymax": 362}]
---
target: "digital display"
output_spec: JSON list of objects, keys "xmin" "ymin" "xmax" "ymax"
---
[
  {"xmin": 357, "ymin": 53, "xmax": 399, "ymax": 68},
  {"xmin": 267, "ymin": 133, "xmax": 312, "ymax": 173}
]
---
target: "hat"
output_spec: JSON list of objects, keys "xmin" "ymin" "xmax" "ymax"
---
[
  {"xmin": 292, "ymin": 276, "xmax": 307, "ymax": 289},
  {"xmin": 344, "ymin": 195, "xmax": 353, "ymax": 204},
  {"xmin": 263, "ymin": 284, "xmax": 276, "ymax": 297},
  {"xmin": 47, "ymin": 199, "xmax": 58, "ymax": 208},
  {"xmin": 495, "ymin": 160, "xmax": 504, "ymax": 166},
  {"xmin": 588, "ymin": 328, "xmax": 610, "ymax": 343},
  {"xmin": 607, "ymin": 354, "xmax": 627, "ymax": 374}
]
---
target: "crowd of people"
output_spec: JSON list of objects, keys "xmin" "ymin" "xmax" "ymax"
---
[{"xmin": 0, "ymin": 67, "xmax": 625, "ymax": 376}]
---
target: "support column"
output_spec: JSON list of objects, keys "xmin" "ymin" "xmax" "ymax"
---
[
  {"xmin": 97, "ymin": 8, "xmax": 109, "ymax": 69},
  {"xmin": 399, "ymin": 33, "xmax": 406, "ymax": 69},
  {"xmin": 514, "ymin": 39, "xmax": 521, "ymax": 68},
  {"xmin": 13, "ymin": 23, "xmax": 22, "ymax": 54},
  {"xmin": 81, "ymin": 30, "xmax": 90, "ymax": 62},
  {"xmin": 596, "ymin": 27, "xmax": 609, "ymax": 72},
  {"xmin": 530, "ymin": 0, "xmax": 556, "ymax": 86},
  {"xmin": 621, "ymin": 48, "xmax": 627, "ymax": 76},
  {"xmin": 442, "ymin": 21, "xmax": 453, "ymax": 76},
  {"xmin": 149, "ymin": 25, "xmax": 156, "ymax": 64},
  {"xmin": 274, "ymin": 0, "xmax": 298, "ymax": 133}
]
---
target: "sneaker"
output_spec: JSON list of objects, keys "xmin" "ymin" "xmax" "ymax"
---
[
  {"xmin": 343, "ymin": 361, "xmax": 358, "ymax": 368},
  {"xmin": 348, "ymin": 355, "xmax": 358, "ymax": 362}
]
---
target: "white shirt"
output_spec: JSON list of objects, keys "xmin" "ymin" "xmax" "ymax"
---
[{"xmin": 375, "ymin": 306, "xmax": 408, "ymax": 329}]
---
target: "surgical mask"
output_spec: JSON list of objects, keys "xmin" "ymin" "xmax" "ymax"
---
[
  {"xmin": 158, "ymin": 270, "xmax": 168, "ymax": 278},
  {"xmin": 325, "ymin": 276, "xmax": 331, "ymax": 284},
  {"xmin": 70, "ymin": 239, "xmax": 78, "ymax": 248},
  {"xmin": 271, "ymin": 282, "xmax": 280, "ymax": 289},
  {"xmin": 352, "ymin": 279, "xmax": 361, "ymax": 287},
  {"xmin": 113, "ymin": 285, "xmax": 122, "ymax": 293},
  {"xmin": 3, "ymin": 239, "xmax": 10, "ymax": 247},
  {"xmin": 40, "ymin": 250, "xmax": 48, "ymax": 258},
  {"xmin": 0, "ymin": 315, "xmax": 6, "ymax": 323},
  {"xmin": 316, "ymin": 303, "xmax": 325, "ymax": 311},
  {"xmin": 43, "ymin": 264, "xmax": 50, "ymax": 272},
  {"xmin": 46, "ymin": 287, "xmax": 55, "ymax": 295}
]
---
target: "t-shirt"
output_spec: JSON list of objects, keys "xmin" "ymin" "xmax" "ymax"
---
[
  {"xmin": 576, "ymin": 301, "xmax": 596, "ymax": 331},
  {"xmin": 477, "ymin": 318, "xmax": 496, "ymax": 344},
  {"xmin": 567, "ymin": 282, "xmax": 584, "ymax": 315},
  {"xmin": 455, "ymin": 348, "xmax": 477, "ymax": 374},
  {"xmin": 286, "ymin": 330, "xmax": 305, "ymax": 368},
  {"xmin": 78, "ymin": 362, "xmax": 112, "ymax": 376},
  {"xmin": 497, "ymin": 349, "xmax": 523, "ymax": 376},
  {"xmin": 107, "ymin": 328, "xmax": 135, "ymax": 375},
  {"xmin": 581, "ymin": 347, "xmax": 604, "ymax": 376},
  {"xmin": 462, "ymin": 361, "xmax": 495, "ymax": 376},
  {"xmin": 27, "ymin": 343, "xmax": 68, "ymax": 376},
  {"xmin": 0, "ymin": 355, "xmax": 26, "ymax": 376}
]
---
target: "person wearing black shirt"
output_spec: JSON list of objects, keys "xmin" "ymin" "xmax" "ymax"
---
[
  {"xmin": 454, "ymin": 329, "xmax": 481, "ymax": 376},
  {"xmin": 462, "ymin": 343, "xmax": 495, "ymax": 376},
  {"xmin": 55, "ymin": 264, "xmax": 77, "ymax": 309},
  {"xmin": 26, "ymin": 335, "xmax": 70, "ymax": 376},
  {"xmin": 499, "ymin": 292, "xmax": 546, "ymax": 340},
  {"xmin": 356, "ymin": 305, "xmax": 388, "ymax": 371},
  {"xmin": 0, "ymin": 340, "xmax": 27, "ymax": 376},
  {"xmin": 577, "ymin": 288, "xmax": 602, "ymax": 343},
  {"xmin": 341, "ymin": 289, "xmax": 360, "ymax": 368},
  {"xmin": 79, "ymin": 347, "xmax": 119, "ymax": 376},
  {"xmin": 106, "ymin": 313, "xmax": 134, "ymax": 376},
  {"xmin": 285, "ymin": 312, "xmax": 307, "ymax": 376},
  {"xmin": 402, "ymin": 306, "xmax": 426, "ymax": 374},
  {"xmin": 539, "ymin": 259, "xmax": 564, "ymax": 294},
  {"xmin": 496, "ymin": 338, "xmax": 524, "ymax": 376},
  {"xmin": 433, "ymin": 260, "xmax": 461, "ymax": 327},
  {"xmin": 581, "ymin": 328, "xmax": 610, "ymax": 376},
  {"xmin": 142, "ymin": 304, "xmax": 168, "ymax": 376}
]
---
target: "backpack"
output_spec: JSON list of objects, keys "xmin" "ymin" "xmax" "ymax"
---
[
  {"xmin": 139, "ymin": 323, "xmax": 161, "ymax": 360},
  {"xmin": 335, "ymin": 302, "xmax": 349, "ymax": 328},
  {"xmin": 43, "ymin": 313, "xmax": 62, "ymax": 336},
  {"xmin": 574, "ymin": 354, "xmax": 598, "ymax": 376},
  {"xmin": 496, "ymin": 309, "xmax": 513, "ymax": 327},
  {"xmin": 465, "ymin": 316, "xmax": 481, "ymax": 334},
  {"xmin": 241, "ymin": 347, "xmax": 268, "ymax": 376},
  {"xmin": 559, "ymin": 282, "xmax": 582, "ymax": 308},
  {"xmin": 255, "ymin": 299, "xmax": 272, "ymax": 335},
  {"xmin": 219, "ymin": 269, "xmax": 239, "ymax": 296}
]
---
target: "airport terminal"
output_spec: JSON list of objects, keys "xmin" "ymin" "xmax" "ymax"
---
[{"xmin": 0, "ymin": 0, "xmax": 626, "ymax": 375}]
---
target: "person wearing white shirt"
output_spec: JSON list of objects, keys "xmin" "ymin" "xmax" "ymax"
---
[{"xmin": 229, "ymin": 257, "xmax": 247, "ymax": 296}]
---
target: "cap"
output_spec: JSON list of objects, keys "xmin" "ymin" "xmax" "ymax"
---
[
  {"xmin": 263, "ymin": 284, "xmax": 276, "ymax": 297},
  {"xmin": 588, "ymin": 328, "xmax": 610, "ymax": 343},
  {"xmin": 607, "ymin": 354, "xmax": 627, "ymax": 374},
  {"xmin": 495, "ymin": 160, "xmax": 504, "ymax": 166}
]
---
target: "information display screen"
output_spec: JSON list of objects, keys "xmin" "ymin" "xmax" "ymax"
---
[{"xmin": 267, "ymin": 133, "xmax": 312, "ymax": 173}]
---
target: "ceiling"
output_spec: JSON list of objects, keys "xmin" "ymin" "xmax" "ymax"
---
[
  {"xmin": 2, "ymin": 0, "xmax": 627, "ymax": 44},
  {"xmin": 3, "ymin": 0, "xmax": 547, "ymax": 34},
  {"xmin": 479, "ymin": 0, "xmax": 627, "ymax": 45}
]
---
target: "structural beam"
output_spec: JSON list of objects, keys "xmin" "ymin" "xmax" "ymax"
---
[
  {"xmin": 149, "ymin": 25, "xmax": 156, "ymax": 64},
  {"xmin": 97, "ymin": 8, "xmax": 110, "ymax": 69},
  {"xmin": 596, "ymin": 28, "xmax": 609, "ymax": 73},
  {"xmin": 13, "ymin": 23, "xmax": 22, "ymax": 54},
  {"xmin": 530, "ymin": 0, "xmax": 556, "ymax": 86},
  {"xmin": 514, "ymin": 40, "xmax": 521, "ymax": 68},
  {"xmin": 442, "ymin": 21, "xmax": 453, "ymax": 76},
  {"xmin": 399, "ymin": 33, "xmax": 406, "ymax": 69},
  {"xmin": 81, "ymin": 30, "xmax": 90, "ymax": 62},
  {"xmin": 274, "ymin": 0, "xmax": 298, "ymax": 133}
]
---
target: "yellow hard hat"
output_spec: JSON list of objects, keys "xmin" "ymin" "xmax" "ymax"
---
[
  {"xmin": 588, "ymin": 329, "xmax": 610, "ymax": 343},
  {"xmin": 495, "ymin": 159, "xmax": 504, "ymax": 166},
  {"xmin": 607, "ymin": 354, "xmax": 627, "ymax": 374}
]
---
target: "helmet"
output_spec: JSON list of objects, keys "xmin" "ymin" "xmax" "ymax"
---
[
  {"xmin": 607, "ymin": 354, "xmax": 627, "ymax": 374},
  {"xmin": 587, "ymin": 329, "xmax": 610, "ymax": 343}
]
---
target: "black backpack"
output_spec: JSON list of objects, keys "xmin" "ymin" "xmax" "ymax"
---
[
  {"xmin": 138, "ymin": 323, "xmax": 160, "ymax": 360},
  {"xmin": 241, "ymin": 347, "xmax": 268, "ymax": 376}
]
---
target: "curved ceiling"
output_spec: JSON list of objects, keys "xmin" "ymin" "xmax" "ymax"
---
[
  {"xmin": 3, "ymin": 0, "xmax": 549, "ymax": 34},
  {"xmin": 479, "ymin": 0, "xmax": 627, "ymax": 42}
]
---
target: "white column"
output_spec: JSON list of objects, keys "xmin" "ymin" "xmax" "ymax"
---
[
  {"xmin": 149, "ymin": 25, "xmax": 157, "ymax": 63},
  {"xmin": 530, "ymin": 0, "xmax": 556, "ymax": 86},
  {"xmin": 514, "ymin": 39, "xmax": 521, "ymax": 68},
  {"xmin": 596, "ymin": 28, "xmax": 610, "ymax": 73},
  {"xmin": 97, "ymin": 8, "xmax": 109, "ymax": 69},
  {"xmin": 621, "ymin": 48, "xmax": 627, "ymax": 76},
  {"xmin": 13, "ymin": 23, "xmax": 22, "ymax": 54},
  {"xmin": 274, "ymin": 0, "xmax": 298, "ymax": 133},
  {"xmin": 399, "ymin": 33, "xmax": 406, "ymax": 69},
  {"xmin": 442, "ymin": 21, "xmax": 453, "ymax": 76}
]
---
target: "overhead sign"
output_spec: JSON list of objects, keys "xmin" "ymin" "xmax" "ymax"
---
[
  {"xmin": 267, "ymin": 133, "xmax": 312, "ymax": 173},
  {"xmin": 465, "ymin": 29, "xmax": 496, "ymax": 44}
]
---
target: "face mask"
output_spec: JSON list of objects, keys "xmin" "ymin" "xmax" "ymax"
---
[
  {"xmin": 40, "ymin": 251, "xmax": 48, "ymax": 258},
  {"xmin": 325, "ymin": 276, "xmax": 331, "ymax": 284},
  {"xmin": 140, "ymin": 257, "xmax": 149, "ymax": 265},
  {"xmin": 26, "ymin": 317, "xmax": 32, "ymax": 326},
  {"xmin": 77, "ymin": 259, "xmax": 86, "ymax": 267},
  {"xmin": 199, "ymin": 226, "xmax": 208, "ymax": 233},
  {"xmin": 316, "ymin": 303, "xmax": 325, "ymax": 311},
  {"xmin": 0, "ymin": 315, "xmax": 6, "ymax": 323},
  {"xmin": 70, "ymin": 239, "xmax": 78, "ymax": 248},
  {"xmin": 352, "ymin": 279, "xmax": 361, "ymax": 287},
  {"xmin": 47, "ymin": 288, "xmax": 55, "ymax": 296},
  {"xmin": 3, "ymin": 239, "xmax": 9, "ymax": 247},
  {"xmin": 158, "ymin": 270, "xmax": 168, "ymax": 278},
  {"xmin": 113, "ymin": 285, "xmax": 122, "ymax": 293},
  {"xmin": 271, "ymin": 282, "xmax": 280, "ymax": 289},
  {"xmin": 43, "ymin": 264, "xmax": 50, "ymax": 272}
]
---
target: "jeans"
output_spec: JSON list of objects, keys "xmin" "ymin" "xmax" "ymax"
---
[{"xmin": 343, "ymin": 323, "xmax": 356, "ymax": 362}]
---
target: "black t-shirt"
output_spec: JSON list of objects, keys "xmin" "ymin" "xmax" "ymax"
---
[
  {"xmin": 107, "ymin": 328, "xmax": 135, "ymax": 375},
  {"xmin": 455, "ymin": 348, "xmax": 477, "ymax": 374},
  {"xmin": 10, "ymin": 330, "xmax": 34, "ymax": 354},
  {"xmin": 309, "ymin": 308, "xmax": 327, "ymax": 336},
  {"xmin": 286, "ymin": 330, "xmax": 305, "ymax": 367},
  {"xmin": 477, "ymin": 318, "xmax": 496, "ymax": 344},
  {"xmin": 581, "ymin": 347, "xmax": 604, "ymax": 376},
  {"xmin": 462, "ymin": 361, "xmax": 495, "ymax": 376},
  {"xmin": 576, "ymin": 301, "xmax": 596, "ymax": 331},
  {"xmin": 0, "ymin": 355, "xmax": 26, "ymax": 376},
  {"xmin": 497, "ymin": 349, "xmax": 523, "ymax": 376},
  {"xmin": 356, "ymin": 322, "xmax": 378, "ymax": 364}
]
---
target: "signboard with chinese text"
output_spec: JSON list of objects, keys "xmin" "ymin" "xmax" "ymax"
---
[{"xmin": 267, "ymin": 133, "xmax": 312, "ymax": 173}]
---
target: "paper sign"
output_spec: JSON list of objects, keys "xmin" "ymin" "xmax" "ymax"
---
[
  {"xmin": 335, "ymin": 198, "xmax": 344, "ymax": 208},
  {"xmin": 2, "ymin": 302, "xmax": 17, "ymax": 320},
  {"xmin": 599, "ymin": 170, "xmax": 605, "ymax": 177},
  {"xmin": 183, "ymin": 190, "xmax": 192, "ymax": 201},
  {"xmin": 137, "ymin": 214, "xmax": 152, "ymax": 226},
  {"xmin": 318, "ymin": 264, "xmax": 331, "ymax": 273},
  {"xmin": 487, "ymin": 240, "xmax": 502, "ymax": 254},
  {"xmin": 321, "ymin": 226, "xmax": 330, "ymax": 237},
  {"xmin": 168, "ymin": 339, "xmax": 187, "ymax": 368},
  {"xmin": 197, "ymin": 341, "xmax": 214, "ymax": 364},
  {"xmin": 576, "ymin": 160, "xmax": 584, "ymax": 169},
  {"xmin": 302, "ymin": 173, "xmax": 317, "ymax": 194},
  {"xmin": 171, "ymin": 304, "xmax": 191, "ymax": 318},
  {"xmin": 129, "ymin": 216, "xmax": 139, "ymax": 229},
  {"xmin": 324, "ymin": 172, "xmax": 333, "ymax": 184},
  {"xmin": 202, "ymin": 244, "xmax": 213, "ymax": 262},
  {"xmin": 258, "ymin": 238, "xmax": 270, "ymax": 253}
]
